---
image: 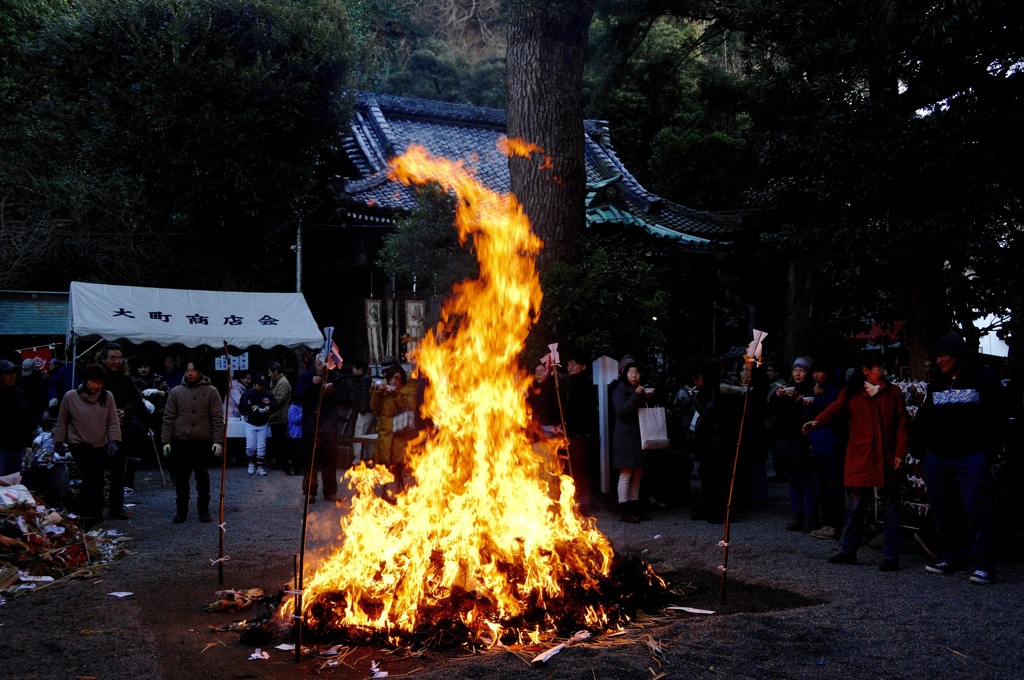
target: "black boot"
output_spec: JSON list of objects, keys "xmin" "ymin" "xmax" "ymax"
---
[
  {"xmin": 619, "ymin": 501, "xmax": 641, "ymax": 524},
  {"xmin": 173, "ymin": 498, "xmax": 188, "ymax": 524}
]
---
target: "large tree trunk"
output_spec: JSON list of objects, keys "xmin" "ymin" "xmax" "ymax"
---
[
  {"xmin": 904, "ymin": 259, "xmax": 952, "ymax": 380},
  {"xmin": 505, "ymin": 0, "xmax": 594, "ymax": 266},
  {"xmin": 782, "ymin": 259, "xmax": 815, "ymax": 364}
]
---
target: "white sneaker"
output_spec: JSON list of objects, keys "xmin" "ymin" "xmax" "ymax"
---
[
  {"xmin": 247, "ymin": 462, "xmax": 255, "ymax": 475},
  {"xmin": 352, "ymin": 458, "xmax": 361, "ymax": 466},
  {"xmin": 256, "ymin": 465, "xmax": 268, "ymax": 476}
]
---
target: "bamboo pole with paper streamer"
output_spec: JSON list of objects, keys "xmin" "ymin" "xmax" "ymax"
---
[
  {"xmin": 719, "ymin": 329, "xmax": 767, "ymax": 605},
  {"xmin": 296, "ymin": 326, "xmax": 339, "ymax": 661}
]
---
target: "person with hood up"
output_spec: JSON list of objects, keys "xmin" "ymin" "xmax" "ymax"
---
[
  {"xmin": 768, "ymin": 356, "xmax": 818, "ymax": 532},
  {"xmin": 161, "ymin": 357, "xmax": 224, "ymax": 523}
]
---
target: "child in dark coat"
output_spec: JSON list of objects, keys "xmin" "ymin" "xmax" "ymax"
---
[{"xmin": 239, "ymin": 375, "xmax": 278, "ymax": 476}]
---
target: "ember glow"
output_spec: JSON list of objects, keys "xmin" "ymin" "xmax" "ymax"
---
[{"xmin": 280, "ymin": 142, "xmax": 614, "ymax": 639}]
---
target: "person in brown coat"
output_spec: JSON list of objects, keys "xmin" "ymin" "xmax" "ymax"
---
[
  {"xmin": 52, "ymin": 364, "xmax": 121, "ymax": 529},
  {"xmin": 804, "ymin": 352, "xmax": 910, "ymax": 571},
  {"xmin": 161, "ymin": 357, "xmax": 224, "ymax": 524}
]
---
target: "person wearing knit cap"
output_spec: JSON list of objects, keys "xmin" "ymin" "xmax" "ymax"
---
[
  {"xmin": 611, "ymin": 355, "xmax": 654, "ymax": 523},
  {"xmin": 0, "ymin": 359, "xmax": 35, "ymax": 477},
  {"xmin": 767, "ymin": 355, "xmax": 819, "ymax": 532},
  {"xmin": 52, "ymin": 364, "xmax": 122, "ymax": 530},
  {"xmin": 913, "ymin": 332, "xmax": 1005, "ymax": 585}
]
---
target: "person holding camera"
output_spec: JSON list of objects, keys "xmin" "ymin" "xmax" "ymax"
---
[
  {"xmin": 294, "ymin": 353, "xmax": 342, "ymax": 503},
  {"xmin": 371, "ymin": 363, "xmax": 419, "ymax": 498}
]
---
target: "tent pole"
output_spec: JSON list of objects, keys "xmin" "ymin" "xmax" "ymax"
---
[{"xmin": 218, "ymin": 341, "xmax": 231, "ymax": 586}]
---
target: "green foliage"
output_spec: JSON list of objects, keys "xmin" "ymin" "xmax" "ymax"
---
[
  {"xmin": 723, "ymin": 0, "xmax": 1024, "ymax": 355},
  {"xmin": 376, "ymin": 184, "xmax": 478, "ymax": 310},
  {"xmin": 528, "ymin": 229, "xmax": 706, "ymax": 383},
  {"xmin": 1, "ymin": 0, "xmax": 354, "ymax": 290},
  {"xmin": 586, "ymin": 10, "xmax": 753, "ymax": 211},
  {"xmin": 379, "ymin": 39, "xmax": 506, "ymax": 107},
  {"xmin": 345, "ymin": 0, "xmax": 506, "ymax": 107}
]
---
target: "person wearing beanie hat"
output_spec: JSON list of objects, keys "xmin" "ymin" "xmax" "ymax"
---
[
  {"xmin": 16, "ymin": 357, "xmax": 48, "ymax": 427},
  {"xmin": 791, "ymin": 356, "xmax": 813, "ymax": 372},
  {"xmin": 162, "ymin": 357, "xmax": 225, "ymax": 523},
  {"xmin": 932, "ymin": 332, "xmax": 970, "ymax": 360},
  {"xmin": 914, "ymin": 331, "xmax": 1005, "ymax": 585},
  {"xmin": 0, "ymin": 360, "xmax": 35, "ymax": 477},
  {"xmin": 611, "ymin": 356, "xmax": 654, "ymax": 523},
  {"xmin": 52, "ymin": 364, "xmax": 121, "ymax": 530},
  {"xmin": 768, "ymin": 354, "xmax": 818, "ymax": 532}
]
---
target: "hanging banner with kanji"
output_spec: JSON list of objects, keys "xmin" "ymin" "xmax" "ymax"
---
[{"xmin": 365, "ymin": 299, "xmax": 384, "ymax": 365}]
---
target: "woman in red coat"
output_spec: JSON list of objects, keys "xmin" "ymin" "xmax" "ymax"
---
[{"xmin": 803, "ymin": 352, "xmax": 910, "ymax": 571}]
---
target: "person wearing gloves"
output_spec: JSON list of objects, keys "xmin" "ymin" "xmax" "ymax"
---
[
  {"xmin": 161, "ymin": 357, "xmax": 224, "ymax": 523},
  {"xmin": 239, "ymin": 375, "xmax": 277, "ymax": 476},
  {"xmin": 0, "ymin": 359, "xmax": 35, "ymax": 477},
  {"xmin": 52, "ymin": 364, "xmax": 121, "ymax": 530}
]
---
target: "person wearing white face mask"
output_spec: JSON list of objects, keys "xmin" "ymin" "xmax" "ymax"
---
[
  {"xmin": 611, "ymin": 355, "xmax": 654, "ymax": 523},
  {"xmin": 804, "ymin": 352, "xmax": 910, "ymax": 572},
  {"xmin": 52, "ymin": 364, "xmax": 121, "ymax": 530}
]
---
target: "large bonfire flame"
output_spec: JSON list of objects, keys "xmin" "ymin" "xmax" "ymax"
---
[{"xmin": 280, "ymin": 141, "xmax": 615, "ymax": 642}]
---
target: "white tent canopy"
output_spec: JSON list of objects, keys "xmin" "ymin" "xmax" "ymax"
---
[{"xmin": 67, "ymin": 281, "xmax": 323, "ymax": 350}]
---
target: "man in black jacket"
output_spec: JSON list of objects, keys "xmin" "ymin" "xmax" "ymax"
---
[
  {"xmin": 99, "ymin": 342, "xmax": 147, "ymax": 517},
  {"xmin": 916, "ymin": 332, "xmax": 1005, "ymax": 585},
  {"xmin": 349, "ymin": 359, "xmax": 374, "ymax": 466},
  {"xmin": 1, "ymin": 359, "xmax": 34, "ymax": 477}
]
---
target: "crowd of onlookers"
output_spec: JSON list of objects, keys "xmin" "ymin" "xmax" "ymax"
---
[
  {"xmin": 3, "ymin": 332, "xmax": 1020, "ymax": 584},
  {"xmin": 604, "ymin": 332, "xmax": 1020, "ymax": 586},
  {"xmin": 0, "ymin": 343, "xmax": 423, "ymax": 527}
]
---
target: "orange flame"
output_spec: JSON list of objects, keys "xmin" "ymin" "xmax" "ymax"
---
[{"xmin": 282, "ymin": 142, "xmax": 613, "ymax": 636}]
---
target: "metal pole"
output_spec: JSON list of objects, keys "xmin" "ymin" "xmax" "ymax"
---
[
  {"xmin": 218, "ymin": 341, "xmax": 231, "ymax": 586},
  {"xmin": 295, "ymin": 217, "xmax": 303, "ymax": 293}
]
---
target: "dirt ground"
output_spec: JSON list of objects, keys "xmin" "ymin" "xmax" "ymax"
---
[{"xmin": 3, "ymin": 459, "xmax": 1022, "ymax": 680}]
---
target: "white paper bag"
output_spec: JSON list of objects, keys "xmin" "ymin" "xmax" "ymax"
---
[
  {"xmin": 638, "ymin": 406, "xmax": 670, "ymax": 450},
  {"xmin": 392, "ymin": 410, "xmax": 417, "ymax": 437}
]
